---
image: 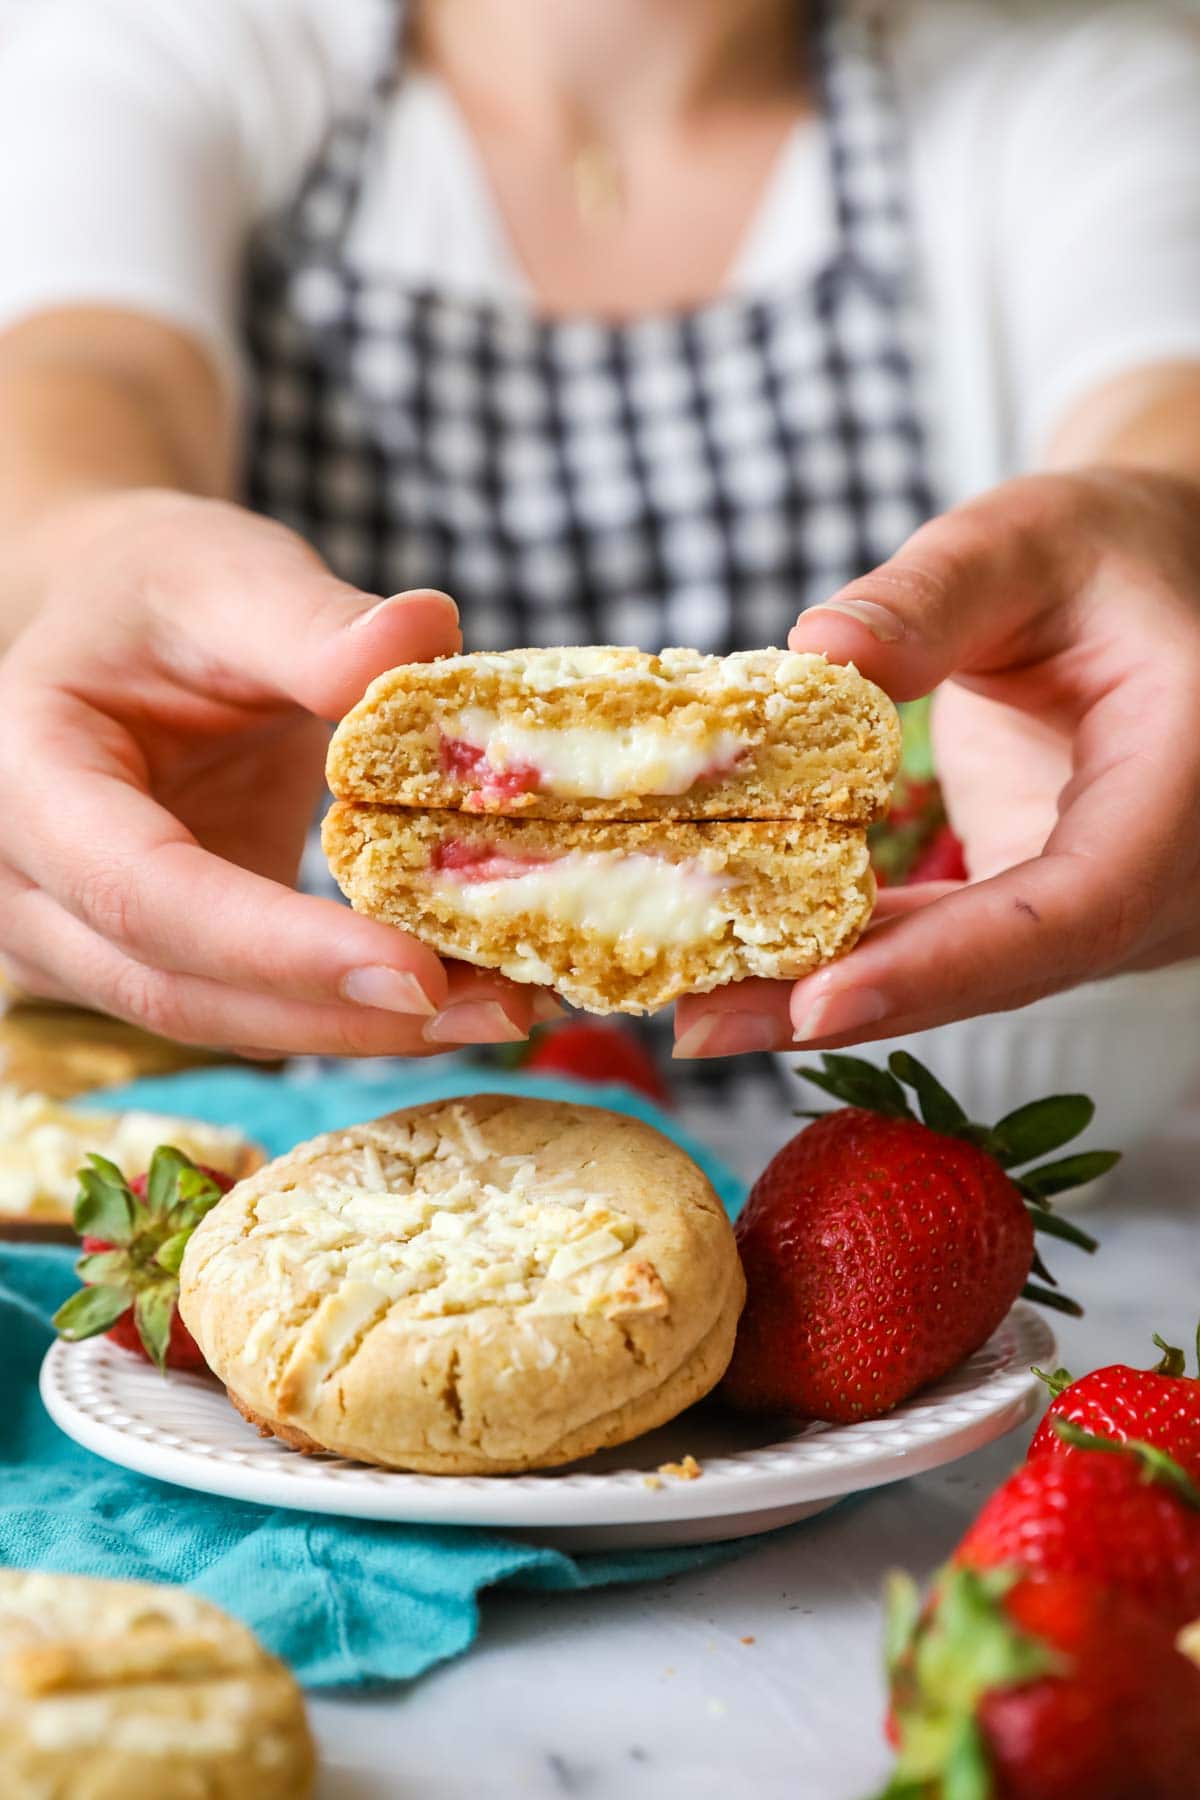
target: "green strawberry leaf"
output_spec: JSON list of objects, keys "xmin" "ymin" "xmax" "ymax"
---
[
  {"xmin": 73, "ymin": 1161, "xmax": 137, "ymax": 1245},
  {"xmin": 990, "ymin": 1096, "xmax": 1094, "ymax": 1169},
  {"xmin": 888, "ymin": 1053, "xmax": 968, "ymax": 1135},
  {"xmin": 154, "ymin": 1230, "xmax": 193, "ymax": 1278},
  {"xmin": 161, "ymin": 1165, "xmax": 224, "ymax": 1237},
  {"xmin": 52, "ymin": 1283, "xmax": 132, "ymax": 1341},
  {"xmin": 86, "ymin": 1152, "xmax": 131, "ymax": 1191},
  {"xmin": 1026, "ymin": 1207, "xmax": 1098, "ymax": 1254},
  {"xmin": 146, "ymin": 1144, "xmax": 194, "ymax": 1216},
  {"xmin": 796, "ymin": 1053, "xmax": 914, "ymax": 1119},
  {"xmin": 943, "ymin": 1715, "xmax": 995, "ymax": 1800},
  {"xmin": 884, "ymin": 1571, "xmax": 922, "ymax": 1678},
  {"xmin": 1022, "ymin": 1282, "xmax": 1083, "ymax": 1318},
  {"xmin": 73, "ymin": 1248, "xmax": 134, "ymax": 1291},
  {"xmin": 885, "ymin": 1567, "xmax": 1055, "ymax": 1794},
  {"xmin": 1019, "ymin": 1150, "xmax": 1121, "ymax": 1200},
  {"xmin": 1029, "ymin": 1250, "xmax": 1059, "ymax": 1289},
  {"xmin": 133, "ymin": 1283, "xmax": 178, "ymax": 1372}
]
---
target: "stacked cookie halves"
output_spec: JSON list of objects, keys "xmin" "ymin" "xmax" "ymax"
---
[{"xmin": 323, "ymin": 647, "xmax": 899, "ymax": 1014}]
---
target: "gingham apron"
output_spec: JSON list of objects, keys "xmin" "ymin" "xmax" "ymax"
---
[{"xmin": 240, "ymin": 0, "xmax": 937, "ymax": 1164}]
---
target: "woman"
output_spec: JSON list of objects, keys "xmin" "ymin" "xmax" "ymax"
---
[{"xmin": 0, "ymin": 0, "xmax": 1198, "ymax": 1066}]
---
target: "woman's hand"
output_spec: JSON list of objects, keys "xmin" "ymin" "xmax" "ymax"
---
[
  {"xmin": 675, "ymin": 467, "xmax": 1200, "ymax": 1057},
  {"xmin": 0, "ymin": 490, "xmax": 547, "ymax": 1055}
]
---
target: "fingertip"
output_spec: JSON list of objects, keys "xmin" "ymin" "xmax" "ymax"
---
[
  {"xmin": 310, "ymin": 589, "xmax": 463, "ymax": 717},
  {"xmin": 789, "ymin": 602, "xmax": 927, "ymax": 700}
]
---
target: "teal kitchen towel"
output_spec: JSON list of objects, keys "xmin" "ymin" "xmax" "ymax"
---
[{"xmin": 1, "ymin": 1065, "xmax": 749, "ymax": 1687}]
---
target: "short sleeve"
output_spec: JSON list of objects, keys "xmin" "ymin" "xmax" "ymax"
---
[
  {"xmin": 0, "ymin": 0, "xmax": 356, "ymax": 390},
  {"xmin": 993, "ymin": 2, "xmax": 1200, "ymax": 458}
]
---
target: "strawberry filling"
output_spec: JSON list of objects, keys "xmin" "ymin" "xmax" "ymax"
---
[
  {"xmin": 440, "ymin": 737, "xmax": 542, "ymax": 809},
  {"xmin": 431, "ymin": 840, "xmax": 555, "ymax": 884}
]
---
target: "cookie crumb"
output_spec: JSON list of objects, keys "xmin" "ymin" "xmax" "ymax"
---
[
  {"xmin": 658, "ymin": 1454, "xmax": 702, "ymax": 1481},
  {"xmin": 643, "ymin": 1475, "xmax": 664, "ymax": 1492},
  {"xmin": 739, "ymin": 1635, "xmax": 755, "ymax": 1645}
]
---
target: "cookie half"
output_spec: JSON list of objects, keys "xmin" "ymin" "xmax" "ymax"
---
[
  {"xmin": 179, "ymin": 1095, "xmax": 745, "ymax": 1474},
  {"xmin": 322, "ymin": 807, "xmax": 874, "ymax": 1014},
  {"xmin": 326, "ymin": 646, "xmax": 898, "ymax": 822},
  {"xmin": 0, "ymin": 1571, "xmax": 314, "ymax": 1799}
]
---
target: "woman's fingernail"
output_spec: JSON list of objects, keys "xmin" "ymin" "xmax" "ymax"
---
[
  {"xmin": 673, "ymin": 1012, "xmax": 786, "ymax": 1061},
  {"xmin": 792, "ymin": 986, "xmax": 890, "ymax": 1043},
  {"xmin": 352, "ymin": 589, "xmax": 459, "ymax": 630},
  {"xmin": 341, "ymin": 966, "xmax": 439, "ymax": 1015},
  {"xmin": 530, "ymin": 992, "xmax": 567, "ymax": 1024},
  {"xmin": 812, "ymin": 599, "xmax": 905, "ymax": 643},
  {"xmin": 423, "ymin": 1001, "xmax": 528, "ymax": 1045}
]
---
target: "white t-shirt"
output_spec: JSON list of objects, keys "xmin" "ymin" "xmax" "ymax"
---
[{"xmin": 0, "ymin": 0, "xmax": 1198, "ymax": 505}]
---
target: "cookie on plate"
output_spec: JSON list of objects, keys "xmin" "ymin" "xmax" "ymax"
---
[
  {"xmin": 0, "ymin": 1087, "xmax": 262, "ymax": 1241},
  {"xmin": 326, "ymin": 645, "xmax": 898, "ymax": 821},
  {"xmin": 179, "ymin": 1094, "xmax": 745, "ymax": 1475},
  {"xmin": 323, "ymin": 809, "xmax": 873, "ymax": 1014},
  {"xmin": 0, "ymin": 1570, "xmax": 314, "ymax": 1799}
]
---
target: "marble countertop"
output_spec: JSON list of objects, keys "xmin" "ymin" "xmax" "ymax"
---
[{"xmin": 309, "ymin": 1107, "xmax": 1200, "ymax": 1800}]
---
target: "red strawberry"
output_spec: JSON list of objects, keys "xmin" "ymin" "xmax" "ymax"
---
[
  {"xmin": 722, "ymin": 1053, "xmax": 1113, "ymax": 1421},
  {"xmin": 1028, "ymin": 1330, "xmax": 1200, "ymax": 1481},
  {"xmin": 907, "ymin": 820, "xmax": 967, "ymax": 883},
  {"xmin": 521, "ymin": 1020, "xmax": 671, "ymax": 1107},
  {"xmin": 956, "ymin": 1429, "xmax": 1200, "ymax": 1631},
  {"xmin": 883, "ymin": 1566, "xmax": 1200, "ymax": 1800},
  {"xmin": 54, "ymin": 1148, "xmax": 234, "ymax": 1372}
]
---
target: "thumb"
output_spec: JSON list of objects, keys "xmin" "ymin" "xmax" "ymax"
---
[
  {"xmin": 152, "ymin": 515, "xmax": 463, "ymax": 717},
  {"xmin": 284, "ymin": 584, "xmax": 463, "ymax": 720},
  {"xmin": 787, "ymin": 476, "xmax": 1088, "ymax": 700}
]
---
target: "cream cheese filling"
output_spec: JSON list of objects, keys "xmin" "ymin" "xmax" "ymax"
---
[
  {"xmin": 447, "ymin": 707, "xmax": 749, "ymax": 799},
  {"xmin": 432, "ymin": 850, "xmax": 737, "ymax": 947}
]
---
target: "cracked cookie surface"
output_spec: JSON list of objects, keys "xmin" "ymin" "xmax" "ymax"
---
[
  {"xmin": 179, "ymin": 1094, "xmax": 745, "ymax": 1474},
  {"xmin": 0, "ymin": 1571, "xmax": 314, "ymax": 1799}
]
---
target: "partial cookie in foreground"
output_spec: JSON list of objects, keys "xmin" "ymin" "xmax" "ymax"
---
[
  {"xmin": 322, "ymin": 809, "xmax": 874, "ymax": 1015},
  {"xmin": 0, "ymin": 1570, "xmax": 314, "ymax": 1799},
  {"xmin": 0, "ymin": 1087, "xmax": 262, "ymax": 1241},
  {"xmin": 179, "ymin": 1094, "xmax": 745, "ymax": 1474},
  {"xmin": 326, "ymin": 646, "xmax": 899, "ymax": 822}
]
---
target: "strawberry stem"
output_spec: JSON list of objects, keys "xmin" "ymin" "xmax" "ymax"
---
[
  {"xmin": 1033, "ymin": 1365, "xmax": 1074, "ymax": 1399},
  {"xmin": 1151, "ymin": 1332, "xmax": 1187, "ymax": 1379}
]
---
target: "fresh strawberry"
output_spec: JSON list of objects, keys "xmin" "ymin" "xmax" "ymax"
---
[
  {"xmin": 521, "ymin": 1020, "xmax": 671, "ymax": 1107},
  {"xmin": 722, "ymin": 1053, "xmax": 1114, "ymax": 1421},
  {"xmin": 907, "ymin": 820, "xmax": 967, "ymax": 884},
  {"xmin": 882, "ymin": 1566, "xmax": 1200, "ymax": 1799},
  {"xmin": 1028, "ymin": 1329, "xmax": 1200, "ymax": 1481},
  {"xmin": 956, "ymin": 1427, "xmax": 1200, "ymax": 1631},
  {"xmin": 53, "ymin": 1147, "xmax": 233, "ymax": 1371}
]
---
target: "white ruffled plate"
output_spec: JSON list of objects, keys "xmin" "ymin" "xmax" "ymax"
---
[{"xmin": 40, "ymin": 1305, "xmax": 1053, "ymax": 1552}]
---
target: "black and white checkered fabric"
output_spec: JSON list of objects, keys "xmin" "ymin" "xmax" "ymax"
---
[
  {"xmin": 245, "ymin": 0, "xmax": 936, "ymax": 1111},
  {"xmin": 244, "ymin": 0, "xmax": 934, "ymax": 653}
]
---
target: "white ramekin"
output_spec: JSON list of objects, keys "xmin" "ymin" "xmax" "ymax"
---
[{"xmin": 776, "ymin": 961, "xmax": 1200, "ymax": 1205}]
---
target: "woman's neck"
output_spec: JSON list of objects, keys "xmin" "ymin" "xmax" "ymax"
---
[{"xmin": 411, "ymin": 0, "xmax": 804, "ymax": 149}]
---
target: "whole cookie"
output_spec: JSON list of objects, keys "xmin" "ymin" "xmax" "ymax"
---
[
  {"xmin": 0, "ymin": 1571, "xmax": 314, "ymax": 1800},
  {"xmin": 180, "ymin": 1094, "xmax": 745, "ymax": 1474}
]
